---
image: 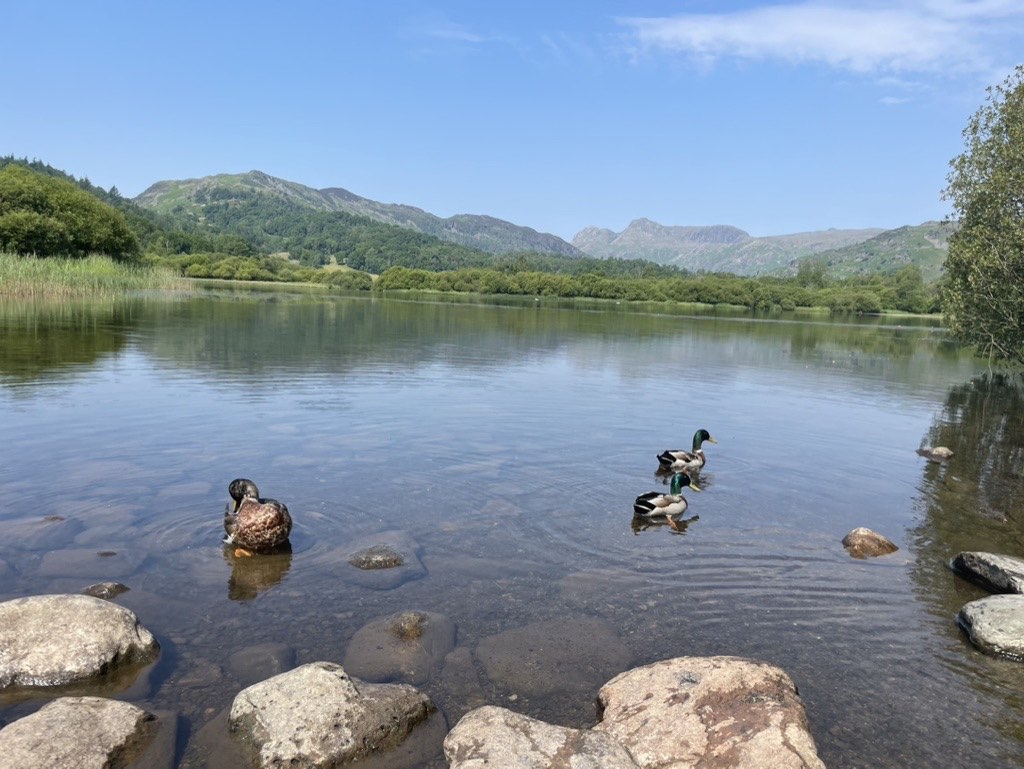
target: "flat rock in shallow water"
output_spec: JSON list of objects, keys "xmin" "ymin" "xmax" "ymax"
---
[
  {"xmin": 344, "ymin": 610, "xmax": 456, "ymax": 685},
  {"xmin": 958, "ymin": 594, "xmax": 1024, "ymax": 658},
  {"xmin": 0, "ymin": 594, "xmax": 159, "ymax": 691},
  {"xmin": 228, "ymin": 642, "xmax": 296, "ymax": 688},
  {"xmin": 595, "ymin": 656, "xmax": 826, "ymax": 769},
  {"xmin": 950, "ymin": 551, "xmax": 1024, "ymax": 594},
  {"xmin": 842, "ymin": 527, "xmax": 899, "ymax": 559},
  {"xmin": 475, "ymin": 617, "xmax": 632, "ymax": 699},
  {"xmin": 229, "ymin": 661, "xmax": 435, "ymax": 768},
  {"xmin": 4, "ymin": 515, "xmax": 83, "ymax": 551},
  {"xmin": 444, "ymin": 706, "xmax": 639, "ymax": 769},
  {"xmin": 0, "ymin": 696, "xmax": 158, "ymax": 769},
  {"xmin": 38, "ymin": 547, "xmax": 146, "ymax": 579}
]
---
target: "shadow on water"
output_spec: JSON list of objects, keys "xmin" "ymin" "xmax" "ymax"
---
[{"xmin": 908, "ymin": 373, "xmax": 1024, "ymax": 756}]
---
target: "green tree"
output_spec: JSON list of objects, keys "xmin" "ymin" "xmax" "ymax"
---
[
  {"xmin": 0, "ymin": 165, "xmax": 140, "ymax": 261},
  {"xmin": 942, "ymin": 65, "xmax": 1024, "ymax": 364}
]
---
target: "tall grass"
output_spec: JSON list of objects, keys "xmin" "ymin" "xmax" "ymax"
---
[{"xmin": 0, "ymin": 252, "xmax": 185, "ymax": 297}]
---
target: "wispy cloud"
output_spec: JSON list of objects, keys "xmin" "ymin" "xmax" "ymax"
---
[
  {"xmin": 421, "ymin": 21, "xmax": 490, "ymax": 45},
  {"xmin": 620, "ymin": 1, "xmax": 1024, "ymax": 78}
]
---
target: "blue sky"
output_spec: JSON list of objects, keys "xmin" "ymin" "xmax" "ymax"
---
[{"xmin": 2, "ymin": 1, "xmax": 1021, "ymax": 240}]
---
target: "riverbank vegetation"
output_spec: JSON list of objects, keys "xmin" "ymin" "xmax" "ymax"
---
[
  {"xmin": 372, "ymin": 263, "xmax": 937, "ymax": 314},
  {"xmin": 0, "ymin": 157, "xmax": 938, "ymax": 314},
  {"xmin": 0, "ymin": 252, "xmax": 183, "ymax": 298}
]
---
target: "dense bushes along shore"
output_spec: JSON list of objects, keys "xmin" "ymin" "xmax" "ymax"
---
[{"xmin": 372, "ymin": 264, "xmax": 937, "ymax": 314}]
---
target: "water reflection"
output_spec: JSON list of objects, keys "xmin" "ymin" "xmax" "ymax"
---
[
  {"xmin": 631, "ymin": 513, "xmax": 699, "ymax": 535},
  {"xmin": 223, "ymin": 546, "xmax": 293, "ymax": 602},
  {"xmin": 1, "ymin": 288, "xmax": 1015, "ymax": 768},
  {"xmin": 908, "ymin": 373, "xmax": 1024, "ymax": 755},
  {"xmin": 0, "ymin": 298, "xmax": 134, "ymax": 385}
]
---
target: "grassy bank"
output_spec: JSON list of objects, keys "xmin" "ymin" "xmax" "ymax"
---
[{"xmin": 0, "ymin": 252, "xmax": 185, "ymax": 298}]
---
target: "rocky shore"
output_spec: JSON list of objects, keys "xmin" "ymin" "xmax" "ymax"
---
[{"xmin": 0, "ymin": 591, "xmax": 829, "ymax": 768}]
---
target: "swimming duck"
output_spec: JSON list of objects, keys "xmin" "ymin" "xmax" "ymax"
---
[
  {"xmin": 633, "ymin": 472, "xmax": 700, "ymax": 518},
  {"xmin": 223, "ymin": 478, "xmax": 292, "ymax": 554},
  {"xmin": 657, "ymin": 428, "xmax": 718, "ymax": 472}
]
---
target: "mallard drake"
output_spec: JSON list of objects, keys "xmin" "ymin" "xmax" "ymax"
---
[
  {"xmin": 223, "ymin": 478, "xmax": 292, "ymax": 554},
  {"xmin": 633, "ymin": 472, "xmax": 700, "ymax": 518},
  {"xmin": 657, "ymin": 428, "xmax": 718, "ymax": 472}
]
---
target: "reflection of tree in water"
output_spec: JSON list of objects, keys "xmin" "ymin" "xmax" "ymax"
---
[
  {"xmin": 0, "ymin": 298, "xmax": 135, "ymax": 385},
  {"xmin": 223, "ymin": 546, "xmax": 293, "ymax": 601},
  {"xmin": 917, "ymin": 373, "xmax": 1024, "ymax": 551},
  {"xmin": 907, "ymin": 373, "xmax": 1024, "ymax": 750}
]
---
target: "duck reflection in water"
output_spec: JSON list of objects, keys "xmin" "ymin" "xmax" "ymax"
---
[
  {"xmin": 632, "ymin": 513, "xmax": 699, "ymax": 535},
  {"xmin": 223, "ymin": 543, "xmax": 293, "ymax": 601}
]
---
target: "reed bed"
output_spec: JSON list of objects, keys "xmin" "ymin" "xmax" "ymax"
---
[{"xmin": 0, "ymin": 253, "xmax": 185, "ymax": 297}]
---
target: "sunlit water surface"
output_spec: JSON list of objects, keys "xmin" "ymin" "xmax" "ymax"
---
[{"xmin": 1, "ymin": 287, "xmax": 1023, "ymax": 768}]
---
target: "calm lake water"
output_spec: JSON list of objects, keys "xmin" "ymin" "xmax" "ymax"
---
[{"xmin": 1, "ymin": 286, "xmax": 1023, "ymax": 768}]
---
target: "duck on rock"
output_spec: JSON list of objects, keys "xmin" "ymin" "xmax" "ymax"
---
[
  {"xmin": 657, "ymin": 428, "xmax": 717, "ymax": 473},
  {"xmin": 224, "ymin": 478, "xmax": 292, "ymax": 554}
]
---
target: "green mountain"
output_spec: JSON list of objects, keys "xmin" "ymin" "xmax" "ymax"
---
[
  {"xmin": 135, "ymin": 171, "xmax": 583, "ymax": 257},
  {"xmin": 572, "ymin": 218, "xmax": 887, "ymax": 275},
  {"xmin": 803, "ymin": 221, "xmax": 954, "ymax": 282}
]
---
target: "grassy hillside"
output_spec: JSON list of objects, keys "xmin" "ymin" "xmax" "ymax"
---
[
  {"xmin": 135, "ymin": 171, "xmax": 583, "ymax": 257},
  {"xmin": 803, "ymin": 221, "xmax": 954, "ymax": 282}
]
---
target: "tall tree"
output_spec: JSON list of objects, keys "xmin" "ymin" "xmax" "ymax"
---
[{"xmin": 942, "ymin": 65, "xmax": 1024, "ymax": 365}]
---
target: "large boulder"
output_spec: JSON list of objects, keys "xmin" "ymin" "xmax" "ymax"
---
[
  {"xmin": 0, "ymin": 696, "xmax": 157, "ymax": 769},
  {"xmin": 229, "ymin": 661, "xmax": 436, "ymax": 768},
  {"xmin": 445, "ymin": 705, "xmax": 639, "ymax": 769},
  {"xmin": 950, "ymin": 551, "xmax": 1024, "ymax": 593},
  {"xmin": 957, "ymin": 594, "xmax": 1024, "ymax": 658},
  {"xmin": 595, "ymin": 656, "xmax": 825, "ymax": 769},
  {"xmin": 0, "ymin": 594, "xmax": 159, "ymax": 690}
]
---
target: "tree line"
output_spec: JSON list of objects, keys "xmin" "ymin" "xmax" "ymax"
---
[{"xmin": 372, "ymin": 264, "xmax": 936, "ymax": 314}]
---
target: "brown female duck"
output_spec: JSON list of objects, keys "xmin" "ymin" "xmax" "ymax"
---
[{"xmin": 223, "ymin": 478, "xmax": 292, "ymax": 554}]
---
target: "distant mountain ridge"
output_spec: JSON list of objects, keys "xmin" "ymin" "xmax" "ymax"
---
[
  {"xmin": 572, "ymin": 218, "xmax": 889, "ymax": 275},
  {"xmin": 135, "ymin": 171, "xmax": 583, "ymax": 257},
  {"xmin": 134, "ymin": 170, "xmax": 952, "ymax": 278}
]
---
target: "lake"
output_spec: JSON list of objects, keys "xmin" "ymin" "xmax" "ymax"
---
[{"xmin": 1, "ymin": 286, "xmax": 1023, "ymax": 768}]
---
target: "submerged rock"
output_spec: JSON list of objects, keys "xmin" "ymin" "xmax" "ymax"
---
[
  {"xmin": 228, "ymin": 642, "xmax": 296, "ymax": 688},
  {"xmin": 918, "ymin": 446, "xmax": 954, "ymax": 461},
  {"xmin": 950, "ymin": 551, "xmax": 1024, "ymax": 594},
  {"xmin": 348, "ymin": 543, "xmax": 404, "ymax": 569},
  {"xmin": 957, "ymin": 594, "xmax": 1024, "ymax": 658},
  {"xmin": 842, "ymin": 527, "xmax": 899, "ymax": 559},
  {"xmin": 334, "ymin": 530, "xmax": 426, "ymax": 590},
  {"xmin": 81, "ymin": 581, "xmax": 131, "ymax": 600},
  {"xmin": 0, "ymin": 594, "xmax": 159, "ymax": 691},
  {"xmin": 596, "ymin": 656, "xmax": 826, "ymax": 769},
  {"xmin": 0, "ymin": 696, "xmax": 157, "ymax": 769},
  {"xmin": 475, "ymin": 617, "xmax": 632, "ymax": 699},
  {"xmin": 445, "ymin": 705, "xmax": 639, "ymax": 769},
  {"xmin": 229, "ymin": 661, "xmax": 435, "ymax": 768},
  {"xmin": 343, "ymin": 610, "xmax": 456, "ymax": 685}
]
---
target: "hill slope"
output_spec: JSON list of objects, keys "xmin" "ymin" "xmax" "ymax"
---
[
  {"xmin": 804, "ymin": 221, "xmax": 954, "ymax": 282},
  {"xmin": 135, "ymin": 171, "xmax": 583, "ymax": 257}
]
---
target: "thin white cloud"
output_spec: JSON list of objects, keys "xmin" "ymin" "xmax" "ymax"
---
[
  {"xmin": 422, "ymin": 21, "xmax": 488, "ymax": 45},
  {"xmin": 620, "ymin": 1, "xmax": 1024, "ymax": 77}
]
